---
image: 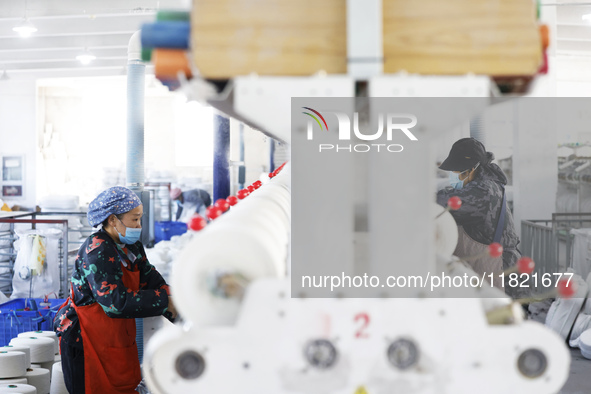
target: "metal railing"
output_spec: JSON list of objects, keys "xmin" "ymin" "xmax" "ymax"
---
[
  {"xmin": 24, "ymin": 211, "xmax": 94, "ymax": 255},
  {"xmin": 0, "ymin": 218, "xmax": 69, "ymax": 298},
  {"xmin": 521, "ymin": 213, "xmax": 591, "ymax": 291},
  {"xmin": 0, "ymin": 211, "xmax": 93, "ymax": 298},
  {"xmin": 521, "ymin": 219, "xmax": 556, "ymax": 291},
  {"xmin": 551, "ymin": 213, "xmax": 591, "ymax": 269}
]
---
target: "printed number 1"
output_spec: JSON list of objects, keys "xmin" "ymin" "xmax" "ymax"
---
[{"xmin": 354, "ymin": 313, "xmax": 370, "ymax": 338}]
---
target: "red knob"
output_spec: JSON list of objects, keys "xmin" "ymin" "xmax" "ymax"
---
[
  {"xmin": 215, "ymin": 198, "xmax": 230, "ymax": 212},
  {"xmin": 188, "ymin": 215, "xmax": 207, "ymax": 231},
  {"xmin": 206, "ymin": 206, "xmax": 223, "ymax": 220},
  {"xmin": 268, "ymin": 172, "xmax": 275, "ymax": 178},
  {"xmin": 237, "ymin": 189, "xmax": 250, "ymax": 199},
  {"xmin": 253, "ymin": 180, "xmax": 262, "ymax": 189},
  {"xmin": 488, "ymin": 243, "xmax": 503, "ymax": 258},
  {"xmin": 226, "ymin": 195, "xmax": 238, "ymax": 206},
  {"xmin": 247, "ymin": 185, "xmax": 255, "ymax": 193},
  {"xmin": 517, "ymin": 257, "xmax": 535, "ymax": 275},
  {"xmin": 447, "ymin": 196, "xmax": 462, "ymax": 211},
  {"xmin": 557, "ymin": 278, "xmax": 576, "ymax": 298}
]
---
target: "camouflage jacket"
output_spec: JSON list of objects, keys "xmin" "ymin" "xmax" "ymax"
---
[
  {"xmin": 54, "ymin": 230, "xmax": 172, "ymax": 348},
  {"xmin": 436, "ymin": 164, "xmax": 520, "ymax": 269}
]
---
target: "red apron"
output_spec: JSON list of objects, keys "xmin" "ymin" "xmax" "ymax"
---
[{"xmin": 72, "ymin": 262, "xmax": 142, "ymax": 394}]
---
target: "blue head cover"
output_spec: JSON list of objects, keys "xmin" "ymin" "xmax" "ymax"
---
[{"xmin": 87, "ymin": 186, "xmax": 142, "ymax": 227}]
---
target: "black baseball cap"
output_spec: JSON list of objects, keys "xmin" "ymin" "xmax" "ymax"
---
[{"xmin": 439, "ymin": 138, "xmax": 486, "ymax": 171}]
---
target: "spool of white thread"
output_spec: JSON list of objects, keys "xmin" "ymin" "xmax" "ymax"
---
[
  {"xmin": 9, "ymin": 337, "xmax": 54, "ymax": 363},
  {"xmin": 50, "ymin": 362, "xmax": 67, "ymax": 394},
  {"xmin": 0, "ymin": 378, "xmax": 26, "ymax": 385},
  {"xmin": 0, "ymin": 383, "xmax": 37, "ymax": 393},
  {"xmin": 173, "ymin": 226, "xmax": 284, "ymax": 326},
  {"xmin": 0, "ymin": 346, "xmax": 30, "ymax": 369},
  {"xmin": 39, "ymin": 360, "xmax": 54, "ymax": 372},
  {"xmin": 54, "ymin": 354, "xmax": 60, "ymax": 362},
  {"xmin": 579, "ymin": 329, "xmax": 591, "ymax": 359},
  {"xmin": 0, "ymin": 351, "xmax": 26, "ymax": 379},
  {"xmin": 31, "ymin": 364, "xmax": 41, "ymax": 369},
  {"xmin": 24, "ymin": 368, "xmax": 50, "ymax": 394},
  {"xmin": 18, "ymin": 331, "xmax": 58, "ymax": 355}
]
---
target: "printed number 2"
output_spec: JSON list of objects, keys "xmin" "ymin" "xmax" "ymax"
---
[{"xmin": 354, "ymin": 313, "xmax": 370, "ymax": 338}]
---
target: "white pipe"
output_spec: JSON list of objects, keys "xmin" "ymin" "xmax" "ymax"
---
[
  {"xmin": 126, "ymin": 30, "xmax": 145, "ymax": 191},
  {"xmin": 128, "ymin": 30, "xmax": 142, "ymax": 62}
]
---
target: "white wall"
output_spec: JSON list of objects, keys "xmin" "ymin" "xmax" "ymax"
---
[
  {"xmin": 0, "ymin": 75, "xmax": 272, "ymax": 208},
  {"xmin": 0, "ymin": 79, "xmax": 37, "ymax": 209},
  {"xmin": 36, "ymin": 76, "xmax": 221, "ymax": 205},
  {"xmin": 512, "ymin": 100, "xmax": 558, "ymax": 236},
  {"xmin": 529, "ymin": 54, "xmax": 591, "ymax": 98}
]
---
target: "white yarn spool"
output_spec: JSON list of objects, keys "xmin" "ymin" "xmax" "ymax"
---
[
  {"xmin": 434, "ymin": 203, "xmax": 459, "ymax": 257},
  {"xmin": 0, "ymin": 346, "xmax": 30, "ymax": 369},
  {"xmin": 54, "ymin": 354, "xmax": 60, "ymax": 362},
  {"xmin": 9, "ymin": 337, "xmax": 54, "ymax": 363},
  {"xmin": 579, "ymin": 329, "xmax": 591, "ymax": 355},
  {"xmin": 0, "ymin": 378, "xmax": 26, "ymax": 385},
  {"xmin": 50, "ymin": 362, "xmax": 67, "ymax": 394},
  {"xmin": 24, "ymin": 368, "xmax": 50, "ymax": 394},
  {"xmin": 31, "ymin": 364, "xmax": 41, "ymax": 369},
  {"xmin": 18, "ymin": 331, "xmax": 58, "ymax": 355},
  {"xmin": 173, "ymin": 225, "xmax": 284, "ymax": 327},
  {"xmin": 0, "ymin": 383, "xmax": 37, "ymax": 393},
  {"xmin": 172, "ymin": 175, "xmax": 291, "ymax": 327},
  {"xmin": 0, "ymin": 351, "xmax": 26, "ymax": 379},
  {"xmin": 39, "ymin": 360, "xmax": 54, "ymax": 372}
]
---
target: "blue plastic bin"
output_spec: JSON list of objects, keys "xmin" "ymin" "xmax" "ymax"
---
[
  {"xmin": 0, "ymin": 298, "xmax": 66, "ymax": 346},
  {"xmin": 154, "ymin": 221, "xmax": 187, "ymax": 243}
]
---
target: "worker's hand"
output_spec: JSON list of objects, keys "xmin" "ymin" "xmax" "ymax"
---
[{"xmin": 167, "ymin": 296, "xmax": 178, "ymax": 320}]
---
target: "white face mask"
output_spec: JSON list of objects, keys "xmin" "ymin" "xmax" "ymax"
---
[
  {"xmin": 449, "ymin": 163, "xmax": 479, "ymax": 190},
  {"xmin": 115, "ymin": 217, "xmax": 142, "ymax": 244},
  {"xmin": 449, "ymin": 171, "xmax": 466, "ymax": 190}
]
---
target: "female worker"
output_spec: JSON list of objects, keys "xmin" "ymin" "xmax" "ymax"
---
[
  {"xmin": 437, "ymin": 138, "xmax": 524, "ymax": 297},
  {"xmin": 170, "ymin": 187, "xmax": 211, "ymax": 222},
  {"xmin": 54, "ymin": 186, "xmax": 177, "ymax": 394}
]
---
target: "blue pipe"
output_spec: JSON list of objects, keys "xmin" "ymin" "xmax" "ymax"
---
[
  {"xmin": 127, "ymin": 61, "xmax": 145, "ymax": 191},
  {"xmin": 213, "ymin": 114, "xmax": 230, "ymax": 201},
  {"xmin": 140, "ymin": 21, "xmax": 190, "ymax": 49},
  {"xmin": 239, "ymin": 123, "xmax": 245, "ymax": 190},
  {"xmin": 269, "ymin": 139, "xmax": 276, "ymax": 172}
]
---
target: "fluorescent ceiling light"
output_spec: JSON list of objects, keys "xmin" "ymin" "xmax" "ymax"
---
[
  {"xmin": 76, "ymin": 48, "xmax": 97, "ymax": 65},
  {"xmin": 12, "ymin": 18, "xmax": 37, "ymax": 37}
]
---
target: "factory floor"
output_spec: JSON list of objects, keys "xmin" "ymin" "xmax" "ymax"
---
[{"xmin": 560, "ymin": 348, "xmax": 591, "ymax": 394}]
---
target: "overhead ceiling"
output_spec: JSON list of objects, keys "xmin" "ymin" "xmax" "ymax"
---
[
  {"xmin": 0, "ymin": 0, "xmax": 589, "ymax": 81},
  {"xmin": 0, "ymin": 0, "xmax": 188, "ymax": 79}
]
